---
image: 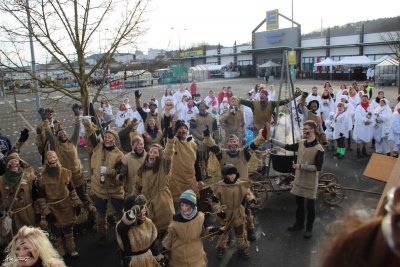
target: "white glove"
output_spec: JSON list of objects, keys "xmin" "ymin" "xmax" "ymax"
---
[
  {"xmin": 0, "ymin": 153, "xmax": 4, "ymax": 161},
  {"xmin": 100, "ymin": 166, "xmax": 107, "ymax": 175},
  {"xmin": 82, "ymin": 116, "xmax": 91, "ymax": 124}
]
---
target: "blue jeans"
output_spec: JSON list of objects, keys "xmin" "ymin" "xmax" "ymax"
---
[{"xmin": 93, "ymin": 195, "xmax": 124, "ymax": 217}]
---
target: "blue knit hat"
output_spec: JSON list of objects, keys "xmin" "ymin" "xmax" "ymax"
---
[{"xmin": 179, "ymin": 189, "xmax": 197, "ymax": 209}]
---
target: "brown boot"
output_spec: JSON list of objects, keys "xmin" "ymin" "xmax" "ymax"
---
[
  {"xmin": 64, "ymin": 232, "xmax": 79, "ymax": 259},
  {"xmin": 97, "ymin": 214, "xmax": 108, "ymax": 246},
  {"xmin": 53, "ymin": 236, "xmax": 65, "ymax": 257}
]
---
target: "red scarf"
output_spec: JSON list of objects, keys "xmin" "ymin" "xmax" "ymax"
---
[
  {"xmin": 360, "ymin": 101, "xmax": 369, "ymax": 111},
  {"xmin": 397, "ymin": 108, "xmax": 400, "ymax": 114}
]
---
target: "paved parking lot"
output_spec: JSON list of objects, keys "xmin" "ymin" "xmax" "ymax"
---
[{"xmin": 0, "ymin": 77, "xmax": 392, "ymax": 266}]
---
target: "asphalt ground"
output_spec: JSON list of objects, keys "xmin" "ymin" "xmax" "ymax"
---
[{"xmin": 0, "ymin": 77, "xmax": 392, "ymax": 266}]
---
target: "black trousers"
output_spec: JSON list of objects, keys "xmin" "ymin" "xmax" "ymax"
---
[{"xmin": 295, "ymin": 196, "xmax": 315, "ymax": 230}]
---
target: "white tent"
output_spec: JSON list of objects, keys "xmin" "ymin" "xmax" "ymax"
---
[
  {"xmin": 314, "ymin": 57, "xmax": 337, "ymax": 66},
  {"xmin": 376, "ymin": 58, "xmax": 399, "ymax": 67},
  {"xmin": 372, "ymin": 55, "xmax": 395, "ymax": 65},
  {"xmin": 207, "ymin": 65, "xmax": 225, "ymax": 71},
  {"xmin": 332, "ymin": 56, "xmax": 373, "ymax": 66},
  {"xmin": 259, "ymin": 61, "xmax": 281, "ymax": 68}
]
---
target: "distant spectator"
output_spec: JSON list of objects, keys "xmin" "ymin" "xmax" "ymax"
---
[{"xmin": 190, "ymin": 80, "xmax": 197, "ymax": 95}]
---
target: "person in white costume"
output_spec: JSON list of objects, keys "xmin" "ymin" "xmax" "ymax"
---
[
  {"xmin": 179, "ymin": 98, "xmax": 198, "ymax": 129},
  {"xmin": 333, "ymin": 103, "xmax": 349, "ymax": 159},
  {"xmin": 161, "ymin": 86, "xmax": 177, "ymax": 116},
  {"xmin": 373, "ymin": 98, "xmax": 392, "ymax": 155},
  {"xmin": 267, "ymin": 85, "xmax": 276, "ymax": 101},
  {"xmin": 324, "ymin": 112, "xmax": 335, "ymax": 150},
  {"xmin": 353, "ymin": 94, "xmax": 375, "ymax": 158},
  {"xmin": 390, "ymin": 107, "xmax": 400, "ymax": 158},
  {"xmin": 131, "ymin": 111, "xmax": 145, "ymax": 134},
  {"xmin": 306, "ymin": 87, "xmax": 322, "ymax": 116},
  {"xmin": 320, "ymin": 89, "xmax": 334, "ymax": 128}
]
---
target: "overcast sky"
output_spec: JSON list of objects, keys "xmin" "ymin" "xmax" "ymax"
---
[
  {"xmin": 1, "ymin": 0, "xmax": 398, "ymax": 63},
  {"xmin": 140, "ymin": 0, "xmax": 399, "ymax": 52}
]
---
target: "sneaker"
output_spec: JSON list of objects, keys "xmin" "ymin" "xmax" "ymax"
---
[
  {"xmin": 304, "ymin": 229, "xmax": 312, "ymax": 239},
  {"xmin": 287, "ymin": 223, "xmax": 304, "ymax": 231},
  {"xmin": 333, "ymin": 152, "xmax": 340, "ymax": 157},
  {"xmin": 68, "ymin": 250, "xmax": 79, "ymax": 259},
  {"xmin": 247, "ymin": 229, "xmax": 256, "ymax": 241},
  {"xmin": 217, "ymin": 247, "xmax": 225, "ymax": 259},
  {"xmin": 238, "ymin": 249, "xmax": 250, "ymax": 259},
  {"xmin": 338, "ymin": 154, "xmax": 344, "ymax": 159}
]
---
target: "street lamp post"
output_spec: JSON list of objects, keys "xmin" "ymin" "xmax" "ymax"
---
[
  {"xmin": 98, "ymin": 28, "xmax": 109, "ymax": 54},
  {"xmin": 25, "ymin": 0, "xmax": 41, "ymax": 121},
  {"xmin": 171, "ymin": 27, "xmax": 186, "ymax": 83}
]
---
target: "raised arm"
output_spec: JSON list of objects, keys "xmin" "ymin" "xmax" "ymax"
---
[{"xmin": 239, "ymin": 98, "xmax": 255, "ymax": 111}]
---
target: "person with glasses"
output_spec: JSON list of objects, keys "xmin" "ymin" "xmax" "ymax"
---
[{"xmin": 269, "ymin": 120, "xmax": 324, "ymax": 239}]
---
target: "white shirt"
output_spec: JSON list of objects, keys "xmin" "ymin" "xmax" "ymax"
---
[{"xmin": 179, "ymin": 105, "xmax": 199, "ymax": 129}]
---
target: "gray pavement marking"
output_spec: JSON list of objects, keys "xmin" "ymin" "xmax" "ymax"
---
[{"xmin": 5, "ymin": 98, "xmax": 35, "ymax": 131}]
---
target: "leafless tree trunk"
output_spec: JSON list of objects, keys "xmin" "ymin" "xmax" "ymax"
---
[
  {"xmin": 0, "ymin": 0, "xmax": 151, "ymax": 113},
  {"xmin": 380, "ymin": 16, "xmax": 400, "ymax": 94}
]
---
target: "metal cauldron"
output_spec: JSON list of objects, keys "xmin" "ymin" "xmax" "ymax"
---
[{"xmin": 270, "ymin": 152, "xmax": 297, "ymax": 173}]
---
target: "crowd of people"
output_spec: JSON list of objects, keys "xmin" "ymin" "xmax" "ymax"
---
[
  {"xmin": 0, "ymin": 79, "xmax": 399, "ymax": 266},
  {"xmin": 295, "ymin": 80, "xmax": 400, "ymax": 159}
]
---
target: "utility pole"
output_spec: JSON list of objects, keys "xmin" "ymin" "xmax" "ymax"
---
[
  {"xmin": 171, "ymin": 27, "xmax": 186, "ymax": 83},
  {"xmin": 25, "ymin": 0, "xmax": 41, "ymax": 120}
]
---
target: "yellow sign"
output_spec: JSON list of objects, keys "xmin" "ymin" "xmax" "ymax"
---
[
  {"xmin": 288, "ymin": 51, "xmax": 296, "ymax": 65},
  {"xmin": 266, "ymin": 10, "xmax": 279, "ymax": 31},
  {"xmin": 180, "ymin": 50, "xmax": 203, "ymax": 57}
]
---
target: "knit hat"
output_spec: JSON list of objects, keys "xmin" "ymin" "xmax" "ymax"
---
[
  {"xmin": 221, "ymin": 164, "xmax": 240, "ymax": 182},
  {"xmin": 124, "ymin": 194, "xmax": 147, "ymax": 211},
  {"xmin": 5, "ymin": 149, "xmax": 19, "ymax": 157},
  {"xmin": 340, "ymin": 95, "xmax": 349, "ymax": 101},
  {"xmin": 329, "ymin": 112, "xmax": 335, "ymax": 117},
  {"xmin": 104, "ymin": 129, "xmax": 117, "ymax": 139},
  {"xmin": 149, "ymin": 101, "xmax": 157, "ymax": 108},
  {"xmin": 197, "ymin": 101, "xmax": 209, "ymax": 109},
  {"xmin": 179, "ymin": 189, "xmax": 197, "ymax": 209},
  {"xmin": 56, "ymin": 128, "xmax": 65, "ymax": 136},
  {"xmin": 148, "ymin": 118, "xmax": 156, "ymax": 124},
  {"xmin": 175, "ymin": 120, "xmax": 188, "ymax": 134}
]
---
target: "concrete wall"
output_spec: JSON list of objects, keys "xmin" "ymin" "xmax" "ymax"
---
[
  {"xmin": 330, "ymin": 47, "xmax": 359, "ymax": 56},
  {"xmin": 302, "ymin": 38, "xmax": 326, "ymax": 47}
]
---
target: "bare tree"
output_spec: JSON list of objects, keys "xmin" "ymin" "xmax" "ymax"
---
[
  {"xmin": 0, "ymin": 0, "xmax": 152, "ymax": 112},
  {"xmin": 380, "ymin": 16, "xmax": 400, "ymax": 93}
]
